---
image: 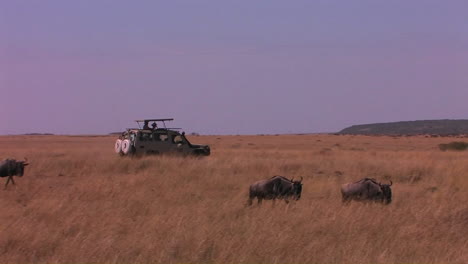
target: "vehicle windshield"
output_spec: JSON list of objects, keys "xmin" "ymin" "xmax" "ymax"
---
[
  {"xmin": 181, "ymin": 134, "xmax": 193, "ymax": 146},
  {"xmin": 172, "ymin": 135, "xmax": 184, "ymax": 144}
]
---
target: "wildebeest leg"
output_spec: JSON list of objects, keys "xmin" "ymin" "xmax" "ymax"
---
[
  {"xmin": 284, "ymin": 199, "xmax": 289, "ymax": 204},
  {"xmin": 4, "ymin": 177, "xmax": 10, "ymax": 189},
  {"xmin": 247, "ymin": 198, "xmax": 253, "ymax": 206},
  {"xmin": 342, "ymin": 194, "xmax": 350, "ymax": 204},
  {"xmin": 257, "ymin": 198, "xmax": 263, "ymax": 205},
  {"xmin": 4, "ymin": 176, "xmax": 15, "ymax": 189}
]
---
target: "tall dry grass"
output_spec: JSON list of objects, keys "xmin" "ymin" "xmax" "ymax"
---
[{"xmin": 0, "ymin": 134, "xmax": 467, "ymax": 263}]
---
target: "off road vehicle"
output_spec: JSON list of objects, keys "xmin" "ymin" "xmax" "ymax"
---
[{"xmin": 114, "ymin": 118, "xmax": 210, "ymax": 156}]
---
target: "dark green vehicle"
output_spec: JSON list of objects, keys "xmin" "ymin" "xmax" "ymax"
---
[{"xmin": 114, "ymin": 118, "xmax": 210, "ymax": 156}]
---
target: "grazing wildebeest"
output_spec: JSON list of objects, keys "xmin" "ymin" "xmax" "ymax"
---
[
  {"xmin": 341, "ymin": 178, "xmax": 392, "ymax": 204},
  {"xmin": 248, "ymin": 175, "xmax": 303, "ymax": 205},
  {"xmin": 0, "ymin": 158, "xmax": 29, "ymax": 189}
]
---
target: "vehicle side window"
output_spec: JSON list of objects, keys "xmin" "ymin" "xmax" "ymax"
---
[
  {"xmin": 153, "ymin": 133, "xmax": 161, "ymax": 141},
  {"xmin": 159, "ymin": 134, "xmax": 168, "ymax": 141},
  {"xmin": 140, "ymin": 133, "xmax": 151, "ymax": 141}
]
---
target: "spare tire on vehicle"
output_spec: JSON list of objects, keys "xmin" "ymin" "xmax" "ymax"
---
[
  {"xmin": 121, "ymin": 139, "xmax": 133, "ymax": 155},
  {"xmin": 114, "ymin": 139, "xmax": 123, "ymax": 154}
]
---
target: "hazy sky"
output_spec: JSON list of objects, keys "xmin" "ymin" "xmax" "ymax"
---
[{"xmin": 1, "ymin": 1, "xmax": 467, "ymax": 135}]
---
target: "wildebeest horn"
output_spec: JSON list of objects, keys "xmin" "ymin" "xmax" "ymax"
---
[
  {"xmin": 299, "ymin": 176, "xmax": 303, "ymax": 183},
  {"xmin": 389, "ymin": 180, "xmax": 393, "ymax": 186},
  {"xmin": 23, "ymin": 157, "xmax": 29, "ymax": 166}
]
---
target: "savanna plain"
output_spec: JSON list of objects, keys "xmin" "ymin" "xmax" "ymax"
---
[{"xmin": 0, "ymin": 134, "xmax": 467, "ymax": 263}]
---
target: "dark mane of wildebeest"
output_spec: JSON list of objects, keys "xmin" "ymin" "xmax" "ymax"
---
[
  {"xmin": 248, "ymin": 175, "xmax": 303, "ymax": 205},
  {"xmin": 341, "ymin": 177, "xmax": 393, "ymax": 204},
  {"xmin": 0, "ymin": 158, "xmax": 29, "ymax": 189}
]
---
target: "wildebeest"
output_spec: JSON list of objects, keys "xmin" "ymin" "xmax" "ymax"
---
[
  {"xmin": 0, "ymin": 158, "xmax": 29, "ymax": 189},
  {"xmin": 341, "ymin": 178, "xmax": 392, "ymax": 204},
  {"xmin": 248, "ymin": 175, "xmax": 303, "ymax": 205}
]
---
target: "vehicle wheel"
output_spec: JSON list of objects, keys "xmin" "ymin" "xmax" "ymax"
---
[
  {"xmin": 114, "ymin": 139, "xmax": 123, "ymax": 154},
  {"xmin": 121, "ymin": 139, "xmax": 133, "ymax": 155}
]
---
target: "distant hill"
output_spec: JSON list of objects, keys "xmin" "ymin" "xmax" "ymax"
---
[
  {"xmin": 339, "ymin": 119, "xmax": 468, "ymax": 135},
  {"xmin": 22, "ymin": 133, "xmax": 55, "ymax": 136}
]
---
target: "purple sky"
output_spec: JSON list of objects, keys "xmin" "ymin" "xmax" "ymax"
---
[{"xmin": 1, "ymin": 1, "xmax": 467, "ymax": 135}]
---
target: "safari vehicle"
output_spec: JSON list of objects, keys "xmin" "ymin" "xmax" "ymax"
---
[{"xmin": 114, "ymin": 118, "xmax": 210, "ymax": 156}]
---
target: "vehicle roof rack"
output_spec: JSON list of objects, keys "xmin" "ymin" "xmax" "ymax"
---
[
  {"xmin": 135, "ymin": 118, "xmax": 174, "ymax": 122},
  {"xmin": 135, "ymin": 118, "xmax": 175, "ymax": 129}
]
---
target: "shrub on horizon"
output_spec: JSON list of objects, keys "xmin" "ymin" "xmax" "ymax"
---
[{"xmin": 438, "ymin": 141, "xmax": 468, "ymax": 151}]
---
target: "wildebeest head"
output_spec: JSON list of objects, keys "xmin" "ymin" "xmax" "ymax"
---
[
  {"xmin": 15, "ymin": 158, "xmax": 29, "ymax": 177},
  {"xmin": 291, "ymin": 177, "xmax": 303, "ymax": 200},
  {"xmin": 379, "ymin": 180, "xmax": 392, "ymax": 204}
]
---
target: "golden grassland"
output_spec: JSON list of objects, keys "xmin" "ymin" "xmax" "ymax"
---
[{"xmin": 0, "ymin": 134, "xmax": 467, "ymax": 263}]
